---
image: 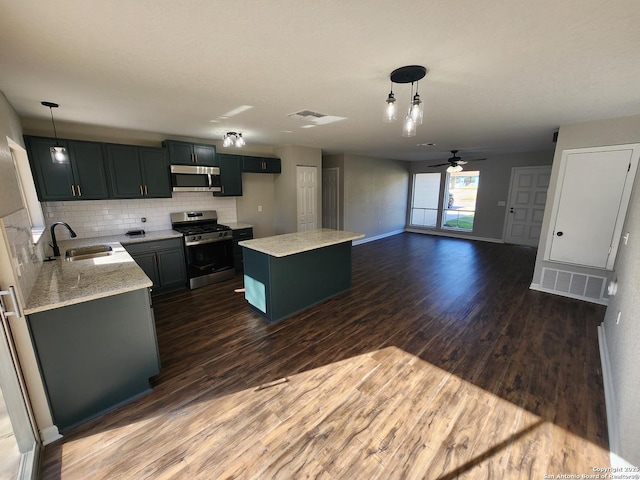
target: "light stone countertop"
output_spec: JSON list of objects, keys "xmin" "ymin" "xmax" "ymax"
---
[
  {"xmin": 238, "ymin": 228, "xmax": 364, "ymax": 258},
  {"xmin": 25, "ymin": 230, "xmax": 183, "ymax": 315},
  {"xmin": 222, "ymin": 222, "xmax": 253, "ymax": 230}
]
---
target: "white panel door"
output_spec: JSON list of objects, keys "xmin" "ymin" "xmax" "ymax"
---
[
  {"xmin": 297, "ymin": 166, "xmax": 318, "ymax": 232},
  {"xmin": 548, "ymin": 146, "xmax": 638, "ymax": 269},
  {"xmin": 504, "ymin": 166, "xmax": 551, "ymax": 246},
  {"xmin": 322, "ymin": 168, "xmax": 338, "ymax": 230}
]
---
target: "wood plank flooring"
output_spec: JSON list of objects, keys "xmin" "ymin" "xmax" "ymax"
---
[{"xmin": 39, "ymin": 233, "xmax": 609, "ymax": 479}]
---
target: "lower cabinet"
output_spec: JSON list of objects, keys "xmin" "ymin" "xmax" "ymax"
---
[
  {"xmin": 124, "ymin": 238, "xmax": 187, "ymax": 295},
  {"xmin": 232, "ymin": 227, "xmax": 253, "ymax": 272},
  {"xmin": 27, "ymin": 288, "xmax": 160, "ymax": 432}
]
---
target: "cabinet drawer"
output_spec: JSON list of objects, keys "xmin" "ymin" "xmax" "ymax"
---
[
  {"xmin": 123, "ymin": 237, "xmax": 184, "ymax": 255},
  {"xmin": 233, "ymin": 228, "xmax": 253, "ymax": 239}
]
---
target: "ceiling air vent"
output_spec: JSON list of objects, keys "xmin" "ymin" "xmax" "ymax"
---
[
  {"xmin": 287, "ymin": 110, "xmax": 347, "ymax": 126},
  {"xmin": 288, "ymin": 110, "xmax": 327, "ymax": 120}
]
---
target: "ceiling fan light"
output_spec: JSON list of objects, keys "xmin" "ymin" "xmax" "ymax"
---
[
  {"xmin": 384, "ymin": 91, "xmax": 397, "ymax": 123},
  {"xmin": 235, "ymin": 133, "xmax": 245, "ymax": 147},
  {"xmin": 223, "ymin": 135, "xmax": 232, "ymax": 148}
]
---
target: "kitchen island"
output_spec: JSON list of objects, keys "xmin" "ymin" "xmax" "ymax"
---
[{"xmin": 239, "ymin": 229, "xmax": 364, "ymax": 323}]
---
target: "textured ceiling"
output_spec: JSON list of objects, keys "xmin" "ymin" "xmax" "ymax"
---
[{"xmin": 1, "ymin": 0, "xmax": 639, "ymax": 161}]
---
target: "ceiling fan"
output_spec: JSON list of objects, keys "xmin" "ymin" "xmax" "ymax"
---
[{"xmin": 428, "ymin": 150, "xmax": 486, "ymax": 172}]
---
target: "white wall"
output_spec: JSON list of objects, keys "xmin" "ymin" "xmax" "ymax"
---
[
  {"xmin": 533, "ymin": 113, "xmax": 640, "ymax": 466},
  {"xmin": 0, "ymin": 92, "xmax": 57, "ymax": 440},
  {"xmin": 410, "ymin": 151, "xmax": 553, "ymax": 241},
  {"xmin": 274, "ymin": 145, "xmax": 322, "ymax": 234},
  {"xmin": 342, "ymin": 154, "xmax": 409, "ymax": 239}
]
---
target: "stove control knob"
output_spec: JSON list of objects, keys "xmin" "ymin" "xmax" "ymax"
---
[{"xmin": 219, "ymin": 232, "xmax": 223, "ymax": 237}]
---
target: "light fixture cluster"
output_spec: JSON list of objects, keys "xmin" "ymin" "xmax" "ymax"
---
[
  {"xmin": 383, "ymin": 65, "xmax": 426, "ymax": 137},
  {"xmin": 447, "ymin": 164, "xmax": 463, "ymax": 173},
  {"xmin": 223, "ymin": 132, "xmax": 245, "ymax": 148},
  {"xmin": 41, "ymin": 101, "xmax": 70, "ymax": 164}
]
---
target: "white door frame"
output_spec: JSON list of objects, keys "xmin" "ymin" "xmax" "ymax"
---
[{"xmin": 543, "ymin": 144, "xmax": 640, "ymax": 270}]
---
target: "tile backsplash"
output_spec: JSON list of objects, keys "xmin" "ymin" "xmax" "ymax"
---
[
  {"xmin": 41, "ymin": 192, "xmax": 238, "ymax": 239},
  {"xmin": 1, "ymin": 208, "xmax": 44, "ymax": 301}
]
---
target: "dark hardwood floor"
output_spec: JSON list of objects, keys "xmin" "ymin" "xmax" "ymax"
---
[{"xmin": 40, "ymin": 232, "xmax": 609, "ymax": 479}]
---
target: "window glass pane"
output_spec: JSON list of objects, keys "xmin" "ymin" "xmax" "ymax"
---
[
  {"xmin": 410, "ymin": 173, "xmax": 441, "ymax": 227},
  {"xmin": 442, "ymin": 171, "xmax": 479, "ymax": 231}
]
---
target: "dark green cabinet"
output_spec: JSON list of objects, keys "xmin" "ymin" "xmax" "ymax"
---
[
  {"xmin": 25, "ymin": 136, "xmax": 109, "ymax": 201},
  {"xmin": 215, "ymin": 154, "xmax": 243, "ymax": 196},
  {"xmin": 27, "ymin": 288, "xmax": 160, "ymax": 432},
  {"xmin": 106, "ymin": 144, "xmax": 171, "ymax": 198},
  {"xmin": 232, "ymin": 227, "xmax": 253, "ymax": 272},
  {"xmin": 242, "ymin": 156, "xmax": 281, "ymax": 173},
  {"xmin": 162, "ymin": 140, "xmax": 217, "ymax": 166},
  {"xmin": 124, "ymin": 238, "xmax": 187, "ymax": 295}
]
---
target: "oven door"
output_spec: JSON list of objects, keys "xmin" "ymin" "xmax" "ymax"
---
[{"xmin": 184, "ymin": 239, "xmax": 234, "ymax": 279}]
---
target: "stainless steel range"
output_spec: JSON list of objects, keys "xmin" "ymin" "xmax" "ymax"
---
[{"xmin": 170, "ymin": 210, "xmax": 235, "ymax": 289}]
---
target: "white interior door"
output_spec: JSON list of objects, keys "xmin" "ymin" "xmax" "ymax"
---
[
  {"xmin": 504, "ymin": 166, "xmax": 551, "ymax": 246},
  {"xmin": 297, "ymin": 166, "xmax": 318, "ymax": 232},
  {"xmin": 322, "ymin": 168, "xmax": 339, "ymax": 230},
  {"xmin": 547, "ymin": 146, "xmax": 639, "ymax": 269}
]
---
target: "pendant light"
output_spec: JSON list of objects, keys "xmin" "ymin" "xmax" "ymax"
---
[
  {"xmin": 41, "ymin": 101, "xmax": 69, "ymax": 164},
  {"xmin": 383, "ymin": 65, "xmax": 427, "ymax": 137},
  {"xmin": 383, "ymin": 81, "xmax": 397, "ymax": 122}
]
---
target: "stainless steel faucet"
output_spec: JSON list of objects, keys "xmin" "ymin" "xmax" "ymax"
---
[{"xmin": 50, "ymin": 222, "xmax": 77, "ymax": 256}]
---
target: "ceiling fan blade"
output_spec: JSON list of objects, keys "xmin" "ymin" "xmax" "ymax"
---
[
  {"xmin": 428, "ymin": 162, "xmax": 450, "ymax": 167},
  {"xmin": 466, "ymin": 158, "xmax": 487, "ymax": 162}
]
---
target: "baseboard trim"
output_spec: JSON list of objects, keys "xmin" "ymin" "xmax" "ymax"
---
[
  {"xmin": 40, "ymin": 425, "xmax": 62, "ymax": 445},
  {"xmin": 352, "ymin": 229, "xmax": 404, "ymax": 246},
  {"xmin": 404, "ymin": 228, "xmax": 504, "ymax": 244},
  {"xmin": 598, "ymin": 324, "xmax": 638, "ymax": 468}
]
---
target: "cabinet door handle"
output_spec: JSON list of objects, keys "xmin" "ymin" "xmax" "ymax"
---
[
  {"xmin": 71, "ymin": 185, "xmax": 76, "ymax": 197},
  {"xmin": 144, "ymin": 185, "xmax": 148, "ymax": 196},
  {"xmin": 194, "ymin": 153, "xmax": 198, "ymax": 163},
  {"xmin": 140, "ymin": 185, "xmax": 144, "ymax": 195},
  {"xmin": 77, "ymin": 185, "xmax": 82, "ymax": 197}
]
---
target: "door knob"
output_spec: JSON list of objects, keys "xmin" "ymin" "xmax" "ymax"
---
[
  {"xmin": 509, "ymin": 207, "xmax": 514, "ymax": 213},
  {"xmin": 556, "ymin": 231, "xmax": 563, "ymax": 236}
]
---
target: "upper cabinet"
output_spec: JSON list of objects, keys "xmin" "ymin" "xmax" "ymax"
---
[
  {"xmin": 242, "ymin": 156, "xmax": 281, "ymax": 174},
  {"xmin": 215, "ymin": 154, "xmax": 243, "ymax": 196},
  {"xmin": 106, "ymin": 144, "xmax": 171, "ymax": 199},
  {"xmin": 162, "ymin": 140, "xmax": 217, "ymax": 166},
  {"xmin": 25, "ymin": 136, "xmax": 110, "ymax": 201},
  {"xmin": 544, "ymin": 144, "xmax": 640, "ymax": 270}
]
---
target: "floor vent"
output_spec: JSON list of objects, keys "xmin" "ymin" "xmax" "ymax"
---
[{"xmin": 536, "ymin": 267, "xmax": 608, "ymax": 305}]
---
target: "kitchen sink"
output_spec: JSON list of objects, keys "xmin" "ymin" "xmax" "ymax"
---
[{"xmin": 65, "ymin": 244, "xmax": 114, "ymax": 261}]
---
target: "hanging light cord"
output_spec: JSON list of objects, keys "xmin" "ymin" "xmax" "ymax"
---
[{"xmin": 48, "ymin": 106, "xmax": 60, "ymax": 142}]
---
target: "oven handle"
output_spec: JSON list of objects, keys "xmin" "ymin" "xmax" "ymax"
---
[
  {"xmin": 194, "ymin": 262, "xmax": 217, "ymax": 271},
  {"xmin": 207, "ymin": 173, "xmax": 212, "ymax": 189},
  {"xmin": 184, "ymin": 237, "xmax": 232, "ymax": 247}
]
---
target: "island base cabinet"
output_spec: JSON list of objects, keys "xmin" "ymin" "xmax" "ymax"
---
[
  {"xmin": 27, "ymin": 289, "xmax": 160, "ymax": 432},
  {"xmin": 243, "ymin": 242, "xmax": 352, "ymax": 323}
]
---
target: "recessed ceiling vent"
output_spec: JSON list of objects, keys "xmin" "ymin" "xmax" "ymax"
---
[
  {"xmin": 287, "ymin": 110, "xmax": 347, "ymax": 126},
  {"xmin": 288, "ymin": 110, "xmax": 327, "ymax": 120}
]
